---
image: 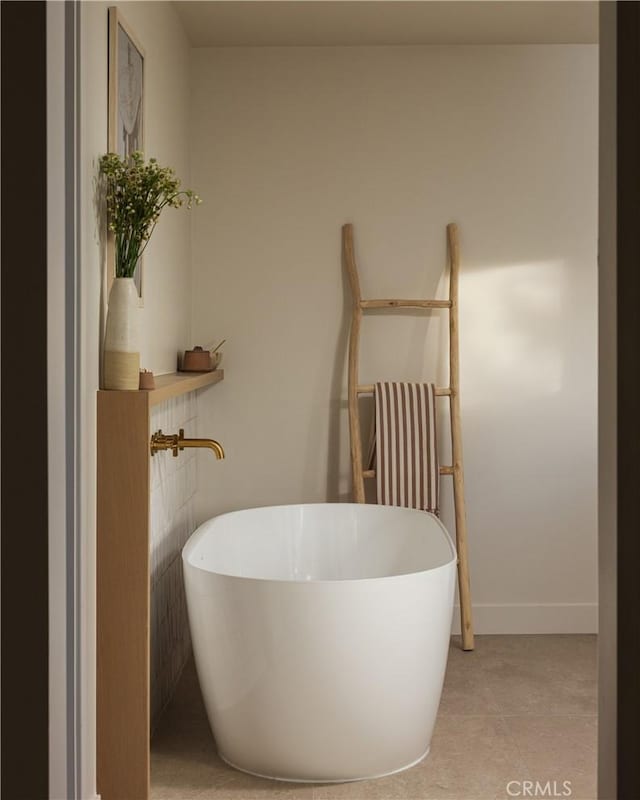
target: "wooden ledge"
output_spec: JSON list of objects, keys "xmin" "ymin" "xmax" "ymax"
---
[
  {"xmin": 98, "ymin": 369, "xmax": 224, "ymax": 408},
  {"xmin": 148, "ymin": 369, "xmax": 223, "ymax": 406}
]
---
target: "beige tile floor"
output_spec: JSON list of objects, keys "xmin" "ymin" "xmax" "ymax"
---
[{"xmin": 151, "ymin": 635, "xmax": 597, "ymax": 800}]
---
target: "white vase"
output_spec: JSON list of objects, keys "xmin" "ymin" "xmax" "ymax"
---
[{"xmin": 104, "ymin": 277, "xmax": 140, "ymax": 390}]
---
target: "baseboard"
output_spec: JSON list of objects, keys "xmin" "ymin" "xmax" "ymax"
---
[{"xmin": 451, "ymin": 603, "xmax": 598, "ymax": 634}]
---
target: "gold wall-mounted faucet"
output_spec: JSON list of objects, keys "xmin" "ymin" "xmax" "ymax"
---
[{"xmin": 150, "ymin": 428, "xmax": 225, "ymax": 459}]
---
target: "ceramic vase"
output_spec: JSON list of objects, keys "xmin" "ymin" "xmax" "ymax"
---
[{"xmin": 104, "ymin": 277, "xmax": 140, "ymax": 390}]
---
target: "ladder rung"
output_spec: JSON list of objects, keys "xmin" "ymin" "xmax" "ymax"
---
[
  {"xmin": 357, "ymin": 384, "xmax": 451, "ymax": 396},
  {"xmin": 363, "ymin": 466, "xmax": 455, "ymax": 479},
  {"xmin": 360, "ymin": 299, "xmax": 452, "ymax": 310}
]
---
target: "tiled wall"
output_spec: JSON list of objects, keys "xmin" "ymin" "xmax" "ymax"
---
[{"xmin": 150, "ymin": 392, "xmax": 198, "ymax": 730}]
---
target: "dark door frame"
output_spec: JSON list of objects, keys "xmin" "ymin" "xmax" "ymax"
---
[
  {"xmin": 610, "ymin": 2, "xmax": 640, "ymax": 797},
  {"xmin": 1, "ymin": 2, "xmax": 83, "ymax": 799},
  {"xmin": 2, "ymin": 2, "xmax": 640, "ymax": 798},
  {"xmin": 1, "ymin": 2, "xmax": 50, "ymax": 799}
]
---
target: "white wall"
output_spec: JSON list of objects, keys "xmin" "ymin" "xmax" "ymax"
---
[
  {"xmin": 117, "ymin": 2, "xmax": 194, "ymax": 374},
  {"xmin": 191, "ymin": 45, "xmax": 598, "ymax": 633},
  {"xmin": 82, "ymin": 0, "xmax": 194, "ymax": 380}
]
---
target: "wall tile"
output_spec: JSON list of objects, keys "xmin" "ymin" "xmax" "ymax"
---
[{"xmin": 150, "ymin": 391, "xmax": 199, "ymax": 729}]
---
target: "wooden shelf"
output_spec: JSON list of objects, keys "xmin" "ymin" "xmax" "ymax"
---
[
  {"xmin": 97, "ymin": 370, "xmax": 224, "ymax": 408},
  {"xmin": 147, "ymin": 369, "xmax": 224, "ymax": 406}
]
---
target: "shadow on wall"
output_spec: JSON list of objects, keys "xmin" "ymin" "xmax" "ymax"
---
[
  {"xmin": 462, "ymin": 259, "xmax": 567, "ymax": 407},
  {"xmin": 329, "ymin": 252, "xmax": 571, "ymax": 516}
]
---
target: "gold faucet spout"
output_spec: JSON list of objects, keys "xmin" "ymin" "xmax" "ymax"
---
[{"xmin": 178, "ymin": 429, "xmax": 225, "ymax": 460}]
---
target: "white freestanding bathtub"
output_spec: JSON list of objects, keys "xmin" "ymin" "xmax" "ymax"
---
[{"xmin": 182, "ymin": 503, "xmax": 456, "ymax": 783}]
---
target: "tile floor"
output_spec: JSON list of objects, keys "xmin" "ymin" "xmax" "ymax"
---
[{"xmin": 151, "ymin": 635, "xmax": 597, "ymax": 800}]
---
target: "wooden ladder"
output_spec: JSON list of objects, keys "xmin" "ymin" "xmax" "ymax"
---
[{"xmin": 343, "ymin": 222, "xmax": 474, "ymax": 651}]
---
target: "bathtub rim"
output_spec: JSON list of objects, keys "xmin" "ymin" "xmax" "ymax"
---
[{"xmin": 182, "ymin": 502, "xmax": 457, "ymax": 585}]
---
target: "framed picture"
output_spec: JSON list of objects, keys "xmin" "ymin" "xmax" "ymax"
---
[{"xmin": 108, "ymin": 7, "xmax": 145, "ymax": 302}]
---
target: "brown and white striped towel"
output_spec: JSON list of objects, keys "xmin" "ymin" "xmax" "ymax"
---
[{"xmin": 368, "ymin": 382, "xmax": 439, "ymax": 514}]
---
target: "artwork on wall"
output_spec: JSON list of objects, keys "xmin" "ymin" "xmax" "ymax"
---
[{"xmin": 108, "ymin": 6, "xmax": 145, "ymax": 300}]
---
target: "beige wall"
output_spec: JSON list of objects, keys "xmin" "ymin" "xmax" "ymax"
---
[
  {"xmin": 80, "ymin": 2, "xmax": 193, "ymax": 793},
  {"xmin": 191, "ymin": 45, "xmax": 598, "ymax": 633},
  {"xmin": 83, "ymin": 0, "xmax": 194, "ymax": 379},
  {"xmin": 118, "ymin": 2, "xmax": 194, "ymax": 374}
]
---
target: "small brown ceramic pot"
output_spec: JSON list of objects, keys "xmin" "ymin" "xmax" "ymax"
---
[
  {"xmin": 182, "ymin": 346, "xmax": 213, "ymax": 372},
  {"xmin": 139, "ymin": 370, "xmax": 155, "ymax": 390}
]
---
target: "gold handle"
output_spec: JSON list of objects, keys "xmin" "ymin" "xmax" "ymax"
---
[{"xmin": 150, "ymin": 430, "xmax": 179, "ymax": 457}]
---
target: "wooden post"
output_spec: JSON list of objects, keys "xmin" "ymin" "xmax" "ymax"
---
[
  {"xmin": 96, "ymin": 372, "xmax": 225, "ymax": 799},
  {"xmin": 447, "ymin": 223, "xmax": 474, "ymax": 651},
  {"xmin": 97, "ymin": 391, "xmax": 151, "ymax": 800}
]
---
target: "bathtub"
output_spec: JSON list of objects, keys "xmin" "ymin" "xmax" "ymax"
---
[{"xmin": 182, "ymin": 503, "xmax": 456, "ymax": 783}]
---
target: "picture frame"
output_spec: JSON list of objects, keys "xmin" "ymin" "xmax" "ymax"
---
[{"xmin": 107, "ymin": 6, "xmax": 145, "ymax": 304}]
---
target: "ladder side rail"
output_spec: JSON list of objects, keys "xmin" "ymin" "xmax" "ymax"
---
[
  {"xmin": 343, "ymin": 224, "xmax": 366, "ymax": 503},
  {"xmin": 447, "ymin": 223, "xmax": 474, "ymax": 651}
]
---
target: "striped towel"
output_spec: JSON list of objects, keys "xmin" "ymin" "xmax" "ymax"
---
[{"xmin": 368, "ymin": 382, "xmax": 440, "ymax": 514}]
